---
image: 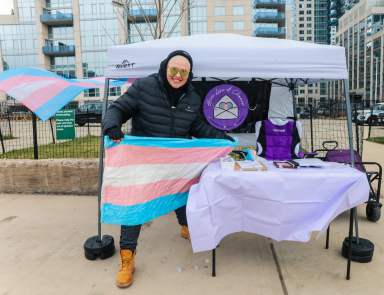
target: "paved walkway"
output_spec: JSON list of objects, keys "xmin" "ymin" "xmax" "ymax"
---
[{"xmin": 0, "ymin": 194, "xmax": 383, "ymax": 295}]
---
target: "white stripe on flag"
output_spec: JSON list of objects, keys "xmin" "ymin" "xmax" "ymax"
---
[
  {"xmin": 103, "ymin": 162, "xmax": 208, "ymax": 186},
  {"xmin": 7, "ymin": 80, "xmax": 57, "ymax": 101}
]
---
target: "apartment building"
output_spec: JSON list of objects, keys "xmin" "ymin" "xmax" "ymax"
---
[{"xmin": 333, "ymin": 0, "xmax": 384, "ymax": 104}]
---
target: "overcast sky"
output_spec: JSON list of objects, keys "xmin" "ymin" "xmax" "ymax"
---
[{"xmin": 0, "ymin": 0, "xmax": 14, "ymax": 15}]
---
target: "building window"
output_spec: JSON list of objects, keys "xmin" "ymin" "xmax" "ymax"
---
[
  {"xmin": 232, "ymin": 5, "xmax": 244, "ymax": 16},
  {"xmin": 307, "ymin": 36, "xmax": 312, "ymax": 41},
  {"xmin": 214, "ymin": 6, "xmax": 225, "ymax": 16},
  {"xmin": 299, "ymin": 30, "xmax": 304, "ymax": 34},
  {"xmin": 110, "ymin": 87, "xmax": 121, "ymax": 97},
  {"xmin": 299, "ymin": 11, "xmax": 304, "ymax": 15},
  {"xmin": 84, "ymin": 88, "xmax": 100, "ymax": 97},
  {"xmin": 307, "ymin": 17, "xmax": 312, "ymax": 21},
  {"xmin": 300, "ymin": 37, "xmax": 304, "ymax": 41},
  {"xmin": 307, "ymin": 23, "xmax": 312, "ymax": 28},
  {"xmin": 307, "ymin": 30, "xmax": 312, "ymax": 34},
  {"xmin": 214, "ymin": 21, "xmax": 226, "ymax": 31},
  {"xmin": 233, "ymin": 21, "xmax": 244, "ymax": 30},
  {"xmin": 299, "ymin": 17, "xmax": 304, "ymax": 21},
  {"xmin": 299, "ymin": 24, "xmax": 304, "ymax": 28},
  {"xmin": 307, "ymin": 3, "xmax": 312, "ymax": 7}
]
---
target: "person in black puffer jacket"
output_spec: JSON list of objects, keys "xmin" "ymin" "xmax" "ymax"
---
[{"xmin": 103, "ymin": 50, "xmax": 233, "ymax": 288}]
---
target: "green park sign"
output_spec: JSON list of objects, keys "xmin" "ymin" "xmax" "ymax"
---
[{"xmin": 56, "ymin": 109, "xmax": 75, "ymax": 140}]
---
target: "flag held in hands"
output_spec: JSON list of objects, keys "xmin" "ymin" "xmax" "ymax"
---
[{"xmin": 101, "ymin": 136, "xmax": 235, "ymax": 226}]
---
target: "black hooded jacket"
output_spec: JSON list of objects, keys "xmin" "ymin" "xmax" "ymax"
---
[{"xmin": 102, "ymin": 52, "xmax": 226, "ymax": 139}]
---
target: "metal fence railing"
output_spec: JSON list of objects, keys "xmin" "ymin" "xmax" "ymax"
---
[
  {"xmin": 0, "ymin": 100, "xmax": 132, "ymax": 159},
  {"xmin": 0, "ymin": 98, "xmax": 383, "ymax": 160}
]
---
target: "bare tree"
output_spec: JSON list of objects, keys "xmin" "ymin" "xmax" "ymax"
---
[{"xmin": 112, "ymin": 0, "xmax": 194, "ymax": 43}]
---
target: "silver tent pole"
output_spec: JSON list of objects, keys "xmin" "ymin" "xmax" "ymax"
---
[
  {"xmin": 344, "ymin": 79, "xmax": 356, "ymax": 280},
  {"xmin": 344, "ymin": 81, "xmax": 355, "ymax": 168},
  {"xmin": 97, "ymin": 77, "xmax": 110, "ymax": 240},
  {"xmin": 83, "ymin": 77, "xmax": 115, "ymax": 260}
]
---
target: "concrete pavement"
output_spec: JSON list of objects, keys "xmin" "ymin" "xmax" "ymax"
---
[{"xmin": 0, "ymin": 194, "xmax": 383, "ymax": 295}]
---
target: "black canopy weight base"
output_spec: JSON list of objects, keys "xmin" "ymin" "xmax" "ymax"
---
[
  {"xmin": 342, "ymin": 237, "xmax": 374, "ymax": 264},
  {"xmin": 84, "ymin": 235, "xmax": 115, "ymax": 260}
]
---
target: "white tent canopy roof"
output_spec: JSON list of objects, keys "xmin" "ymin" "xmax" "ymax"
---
[{"xmin": 105, "ymin": 33, "xmax": 348, "ymax": 81}]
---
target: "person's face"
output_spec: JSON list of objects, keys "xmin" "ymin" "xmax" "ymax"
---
[{"xmin": 166, "ymin": 56, "xmax": 191, "ymax": 89}]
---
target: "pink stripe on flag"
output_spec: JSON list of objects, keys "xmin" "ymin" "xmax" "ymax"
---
[
  {"xmin": 102, "ymin": 177, "xmax": 199, "ymax": 206},
  {"xmin": 105, "ymin": 145, "xmax": 233, "ymax": 167},
  {"xmin": 0, "ymin": 76, "xmax": 60, "ymax": 93},
  {"xmin": 21, "ymin": 81, "xmax": 71, "ymax": 111}
]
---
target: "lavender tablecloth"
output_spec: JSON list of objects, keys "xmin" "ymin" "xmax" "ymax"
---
[{"xmin": 186, "ymin": 161, "xmax": 370, "ymax": 253}]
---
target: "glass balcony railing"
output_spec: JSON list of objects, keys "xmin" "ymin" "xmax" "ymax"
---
[
  {"xmin": 40, "ymin": 9, "xmax": 73, "ymax": 25},
  {"xmin": 253, "ymin": 11, "xmax": 285, "ymax": 21},
  {"xmin": 253, "ymin": 0, "xmax": 285, "ymax": 7},
  {"xmin": 129, "ymin": 8, "xmax": 157, "ymax": 17},
  {"xmin": 253, "ymin": 27, "xmax": 286, "ymax": 37},
  {"xmin": 330, "ymin": 9, "xmax": 338, "ymax": 17},
  {"xmin": 43, "ymin": 44, "xmax": 75, "ymax": 57},
  {"xmin": 330, "ymin": 1, "xmax": 337, "ymax": 9},
  {"xmin": 128, "ymin": 8, "xmax": 157, "ymax": 22}
]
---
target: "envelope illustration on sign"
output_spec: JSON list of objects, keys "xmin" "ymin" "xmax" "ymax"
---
[{"xmin": 214, "ymin": 95, "xmax": 239, "ymax": 120}]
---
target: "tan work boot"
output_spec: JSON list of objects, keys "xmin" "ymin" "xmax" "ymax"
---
[
  {"xmin": 116, "ymin": 249, "xmax": 135, "ymax": 288},
  {"xmin": 180, "ymin": 225, "xmax": 190, "ymax": 240}
]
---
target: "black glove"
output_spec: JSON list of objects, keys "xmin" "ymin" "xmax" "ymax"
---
[
  {"xmin": 105, "ymin": 127, "xmax": 124, "ymax": 140},
  {"xmin": 224, "ymin": 134, "xmax": 235, "ymax": 142}
]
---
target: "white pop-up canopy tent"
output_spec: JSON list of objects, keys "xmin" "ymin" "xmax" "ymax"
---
[
  {"xmin": 105, "ymin": 33, "xmax": 348, "ymax": 81},
  {"xmin": 97, "ymin": 34, "xmax": 358, "ymax": 279},
  {"xmin": 104, "ymin": 33, "xmax": 350, "ymax": 146}
]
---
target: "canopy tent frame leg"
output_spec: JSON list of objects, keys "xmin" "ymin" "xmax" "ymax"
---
[
  {"xmin": 83, "ymin": 78, "xmax": 116, "ymax": 261},
  {"xmin": 344, "ymin": 79, "xmax": 356, "ymax": 280},
  {"xmin": 97, "ymin": 78, "xmax": 111, "ymax": 241}
]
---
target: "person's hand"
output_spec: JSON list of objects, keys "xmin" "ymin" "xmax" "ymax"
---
[
  {"xmin": 224, "ymin": 134, "xmax": 235, "ymax": 142},
  {"xmin": 105, "ymin": 127, "xmax": 124, "ymax": 143}
]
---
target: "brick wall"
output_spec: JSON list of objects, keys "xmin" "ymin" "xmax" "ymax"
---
[{"xmin": 0, "ymin": 159, "xmax": 99, "ymax": 195}]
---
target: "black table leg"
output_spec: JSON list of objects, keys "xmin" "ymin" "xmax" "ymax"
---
[{"xmin": 212, "ymin": 248, "xmax": 216, "ymax": 277}]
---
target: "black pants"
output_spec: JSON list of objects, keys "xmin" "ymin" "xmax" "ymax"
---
[{"xmin": 120, "ymin": 206, "xmax": 188, "ymax": 251}]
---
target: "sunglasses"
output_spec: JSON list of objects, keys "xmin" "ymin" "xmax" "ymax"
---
[{"xmin": 168, "ymin": 67, "xmax": 189, "ymax": 79}]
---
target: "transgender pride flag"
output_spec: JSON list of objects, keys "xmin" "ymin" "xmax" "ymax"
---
[
  {"xmin": 0, "ymin": 67, "xmax": 132, "ymax": 121},
  {"xmin": 101, "ymin": 136, "xmax": 235, "ymax": 226}
]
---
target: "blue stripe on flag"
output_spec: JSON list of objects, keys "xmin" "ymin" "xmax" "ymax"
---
[
  {"xmin": 34, "ymin": 85, "xmax": 86, "ymax": 121},
  {"xmin": 0, "ymin": 67, "xmax": 62, "ymax": 81},
  {"xmin": 101, "ymin": 192, "xmax": 189, "ymax": 226},
  {"xmin": 104, "ymin": 135, "xmax": 237, "ymax": 149}
]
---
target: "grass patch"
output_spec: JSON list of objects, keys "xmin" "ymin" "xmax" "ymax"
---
[
  {"xmin": 1, "ymin": 135, "xmax": 100, "ymax": 159},
  {"xmin": 367, "ymin": 137, "xmax": 384, "ymax": 144}
]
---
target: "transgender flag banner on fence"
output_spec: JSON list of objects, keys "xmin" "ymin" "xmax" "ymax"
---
[
  {"xmin": 101, "ymin": 136, "xmax": 235, "ymax": 226},
  {"xmin": 0, "ymin": 67, "xmax": 132, "ymax": 121}
]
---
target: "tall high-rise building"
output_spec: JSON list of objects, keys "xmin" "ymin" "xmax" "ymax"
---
[
  {"xmin": 329, "ymin": 0, "xmax": 344, "ymax": 44},
  {"xmin": 314, "ymin": 0, "xmax": 328, "ymax": 44},
  {"xmin": 285, "ymin": 0, "xmax": 297, "ymax": 40},
  {"xmin": 295, "ymin": 0, "xmax": 330, "ymax": 106},
  {"xmin": 334, "ymin": 0, "xmax": 384, "ymax": 104}
]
